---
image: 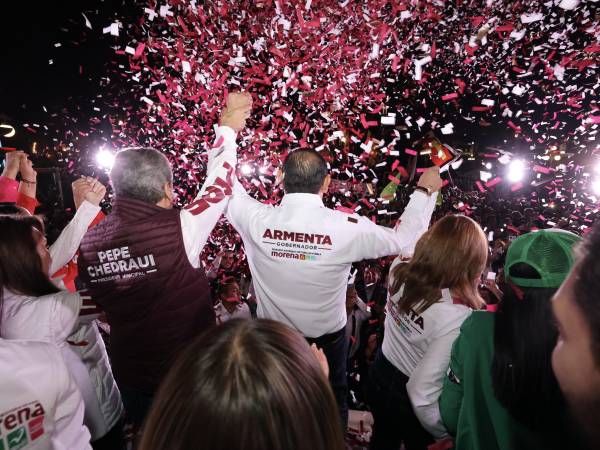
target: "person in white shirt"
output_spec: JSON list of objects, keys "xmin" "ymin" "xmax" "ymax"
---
[
  {"xmin": 214, "ymin": 279, "xmax": 251, "ymax": 324},
  {"xmin": 0, "ymin": 338, "xmax": 92, "ymax": 450},
  {"xmin": 226, "ymin": 142, "xmax": 442, "ymax": 426},
  {"xmin": 366, "ymin": 214, "xmax": 488, "ymax": 450}
]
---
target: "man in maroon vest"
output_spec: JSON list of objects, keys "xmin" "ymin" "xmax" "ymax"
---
[{"xmin": 78, "ymin": 93, "xmax": 252, "ymax": 428}]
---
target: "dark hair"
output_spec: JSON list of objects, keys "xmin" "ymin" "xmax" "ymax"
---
[
  {"xmin": 0, "ymin": 203, "xmax": 30, "ymax": 215},
  {"xmin": 139, "ymin": 319, "xmax": 345, "ymax": 450},
  {"xmin": 574, "ymin": 225, "xmax": 600, "ymax": 367},
  {"xmin": 0, "ymin": 215, "xmax": 60, "ymax": 317},
  {"xmin": 492, "ymin": 263, "xmax": 564, "ymax": 430},
  {"xmin": 282, "ymin": 150, "xmax": 328, "ymax": 194},
  {"xmin": 390, "ymin": 215, "xmax": 488, "ymax": 314}
]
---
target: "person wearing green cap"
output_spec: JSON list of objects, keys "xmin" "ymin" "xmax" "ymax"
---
[{"xmin": 439, "ymin": 229, "xmax": 583, "ymax": 450}]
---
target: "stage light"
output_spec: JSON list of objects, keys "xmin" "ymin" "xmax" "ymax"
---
[
  {"xmin": 507, "ymin": 160, "xmax": 525, "ymax": 183},
  {"xmin": 0, "ymin": 124, "xmax": 15, "ymax": 138},
  {"xmin": 485, "ymin": 162, "xmax": 492, "ymax": 170},
  {"xmin": 592, "ymin": 179, "xmax": 600, "ymax": 196},
  {"xmin": 96, "ymin": 149, "xmax": 115, "ymax": 169},
  {"xmin": 241, "ymin": 164, "xmax": 252, "ymax": 175}
]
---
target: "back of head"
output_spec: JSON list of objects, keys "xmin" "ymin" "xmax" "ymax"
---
[
  {"xmin": 0, "ymin": 215, "xmax": 59, "ymax": 308},
  {"xmin": 390, "ymin": 214, "xmax": 488, "ymax": 314},
  {"xmin": 0, "ymin": 203, "xmax": 30, "ymax": 215},
  {"xmin": 282, "ymin": 150, "xmax": 328, "ymax": 194},
  {"xmin": 139, "ymin": 319, "xmax": 345, "ymax": 450},
  {"xmin": 493, "ymin": 229, "xmax": 581, "ymax": 431},
  {"xmin": 110, "ymin": 147, "xmax": 173, "ymax": 204}
]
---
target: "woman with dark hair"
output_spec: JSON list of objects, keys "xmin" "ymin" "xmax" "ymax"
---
[
  {"xmin": 0, "ymin": 212, "xmax": 125, "ymax": 449},
  {"xmin": 440, "ymin": 229, "xmax": 581, "ymax": 450},
  {"xmin": 139, "ymin": 319, "xmax": 345, "ymax": 450},
  {"xmin": 367, "ymin": 215, "xmax": 489, "ymax": 450}
]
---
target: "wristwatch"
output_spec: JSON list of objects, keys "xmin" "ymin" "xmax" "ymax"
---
[{"xmin": 415, "ymin": 185, "xmax": 432, "ymax": 196}]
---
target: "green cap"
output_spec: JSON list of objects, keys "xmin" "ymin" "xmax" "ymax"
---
[{"xmin": 505, "ymin": 229, "xmax": 581, "ymax": 288}]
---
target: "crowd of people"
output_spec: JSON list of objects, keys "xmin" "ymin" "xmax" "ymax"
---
[{"xmin": 0, "ymin": 92, "xmax": 599, "ymax": 450}]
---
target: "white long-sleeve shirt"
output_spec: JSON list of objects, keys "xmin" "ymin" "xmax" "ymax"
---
[
  {"xmin": 382, "ymin": 257, "xmax": 472, "ymax": 439},
  {"xmin": 226, "ymin": 154, "xmax": 436, "ymax": 337},
  {"xmin": 49, "ymin": 201, "xmax": 101, "ymax": 276},
  {"xmin": 0, "ymin": 338, "xmax": 91, "ymax": 450},
  {"xmin": 181, "ymin": 125, "xmax": 237, "ymax": 268}
]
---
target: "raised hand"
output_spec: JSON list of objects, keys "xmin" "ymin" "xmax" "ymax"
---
[
  {"xmin": 2, "ymin": 151, "xmax": 26, "ymax": 180},
  {"xmin": 85, "ymin": 178, "xmax": 107, "ymax": 206},
  {"xmin": 310, "ymin": 343, "xmax": 329, "ymax": 378},
  {"xmin": 72, "ymin": 177, "xmax": 107, "ymax": 209},
  {"xmin": 220, "ymin": 92, "xmax": 253, "ymax": 132},
  {"xmin": 19, "ymin": 155, "xmax": 37, "ymax": 182},
  {"xmin": 72, "ymin": 178, "xmax": 92, "ymax": 210},
  {"xmin": 417, "ymin": 166, "xmax": 443, "ymax": 194}
]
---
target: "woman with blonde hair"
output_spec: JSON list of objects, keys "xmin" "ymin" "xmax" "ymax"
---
[{"xmin": 367, "ymin": 215, "xmax": 488, "ymax": 450}]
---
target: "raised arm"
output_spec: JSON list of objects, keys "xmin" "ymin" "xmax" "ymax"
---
[
  {"xmin": 348, "ymin": 166, "xmax": 442, "ymax": 262},
  {"xmin": 49, "ymin": 178, "xmax": 104, "ymax": 275},
  {"xmin": 181, "ymin": 92, "xmax": 252, "ymax": 268}
]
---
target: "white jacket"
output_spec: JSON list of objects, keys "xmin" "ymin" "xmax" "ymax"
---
[
  {"xmin": 226, "ymin": 145, "xmax": 436, "ymax": 337},
  {"xmin": 382, "ymin": 257, "xmax": 472, "ymax": 439},
  {"xmin": 0, "ymin": 338, "xmax": 91, "ymax": 450},
  {"xmin": 0, "ymin": 290, "xmax": 122, "ymax": 441},
  {"xmin": 1, "ymin": 199, "xmax": 122, "ymax": 441}
]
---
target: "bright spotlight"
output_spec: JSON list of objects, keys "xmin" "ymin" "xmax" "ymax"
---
[
  {"xmin": 241, "ymin": 164, "xmax": 252, "ymax": 175},
  {"xmin": 595, "ymin": 162, "xmax": 600, "ymax": 174},
  {"xmin": 507, "ymin": 160, "xmax": 525, "ymax": 183},
  {"xmin": 592, "ymin": 179, "xmax": 600, "ymax": 196},
  {"xmin": 96, "ymin": 149, "xmax": 115, "ymax": 169},
  {"xmin": 485, "ymin": 162, "xmax": 492, "ymax": 170}
]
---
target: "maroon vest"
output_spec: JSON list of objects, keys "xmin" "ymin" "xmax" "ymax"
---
[{"xmin": 78, "ymin": 197, "xmax": 214, "ymax": 393}]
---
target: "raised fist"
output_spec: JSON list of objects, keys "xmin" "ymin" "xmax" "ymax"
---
[
  {"xmin": 417, "ymin": 166, "xmax": 443, "ymax": 194},
  {"xmin": 220, "ymin": 92, "xmax": 253, "ymax": 132},
  {"xmin": 73, "ymin": 177, "xmax": 107, "ymax": 209}
]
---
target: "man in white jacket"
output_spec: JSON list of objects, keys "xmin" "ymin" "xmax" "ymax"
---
[{"xmin": 226, "ymin": 145, "xmax": 442, "ymax": 426}]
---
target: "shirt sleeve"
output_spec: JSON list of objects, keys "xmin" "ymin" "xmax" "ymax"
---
[
  {"xmin": 49, "ymin": 201, "xmax": 101, "ymax": 276},
  {"xmin": 225, "ymin": 175, "xmax": 267, "ymax": 239},
  {"xmin": 180, "ymin": 125, "xmax": 237, "ymax": 268},
  {"xmin": 439, "ymin": 330, "xmax": 465, "ymax": 437},
  {"xmin": 349, "ymin": 191, "xmax": 436, "ymax": 262},
  {"xmin": 51, "ymin": 292, "xmax": 83, "ymax": 343},
  {"xmin": 406, "ymin": 329, "xmax": 461, "ymax": 440},
  {"xmin": 50, "ymin": 345, "xmax": 92, "ymax": 450},
  {"xmin": 16, "ymin": 192, "xmax": 38, "ymax": 214},
  {"xmin": 0, "ymin": 175, "xmax": 19, "ymax": 202}
]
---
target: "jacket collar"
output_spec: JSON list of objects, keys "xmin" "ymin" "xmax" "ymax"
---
[
  {"xmin": 280, "ymin": 193, "xmax": 324, "ymax": 208},
  {"xmin": 112, "ymin": 196, "xmax": 170, "ymax": 220}
]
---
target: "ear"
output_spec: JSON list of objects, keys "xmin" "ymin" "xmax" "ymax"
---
[
  {"xmin": 165, "ymin": 182, "xmax": 174, "ymax": 201},
  {"xmin": 319, "ymin": 174, "xmax": 331, "ymax": 195},
  {"xmin": 276, "ymin": 168, "xmax": 285, "ymax": 188}
]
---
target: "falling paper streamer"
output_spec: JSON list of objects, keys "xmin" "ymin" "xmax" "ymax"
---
[{"xmin": 82, "ymin": 13, "xmax": 92, "ymax": 29}]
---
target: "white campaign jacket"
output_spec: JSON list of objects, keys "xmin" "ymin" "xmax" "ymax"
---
[
  {"xmin": 226, "ymin": 147, "xmax": 437, "ymax": 337},
  {"xmin": 1, "ymin": 199, "xmax": 122, "ymax": 441},
  {"xmin": 382, "ymin": 257, "xmax": 472, "ymax": 439},
  {"xmin": 0, "ymin": 290, "xmax": 121, "ymax": 441},
  {"xmin": 0, "ymin": 338, "xmax": 91, "ymax": 450}
]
